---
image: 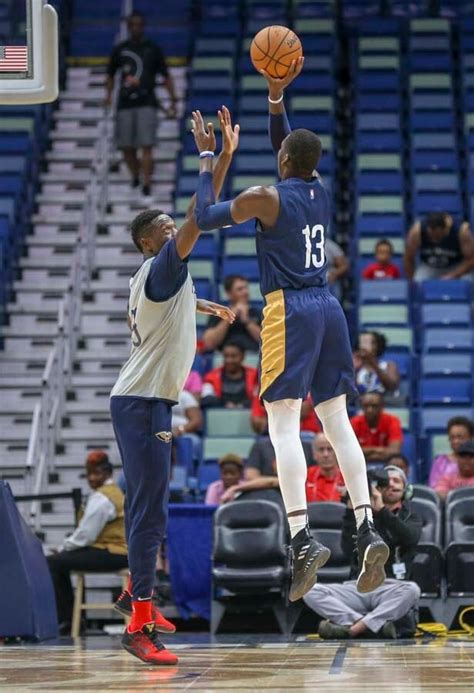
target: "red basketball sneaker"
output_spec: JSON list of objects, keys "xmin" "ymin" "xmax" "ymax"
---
[
  {"xmin": 121, "ymin": 623, "xmax": 178, "ymax": 665},
  {"xmin": 114, "ymin": 590, "xmax": 176, "ymax": 634}
]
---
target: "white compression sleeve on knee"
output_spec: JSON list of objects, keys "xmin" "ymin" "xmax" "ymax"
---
[
  {"xmin": 315, "ymin": 395, "xmax": 372, "ymax": 524},
  {"xmin": 264, "ymin": 398, "xmax": 308, "ymax": 536}
]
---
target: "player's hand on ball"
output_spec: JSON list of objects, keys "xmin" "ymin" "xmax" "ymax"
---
[
  {"xmin": 191, "ymin": 110, "xmax": 216, "ymax": 153},
  {"xmin": 218, "ymin": 105, "xmax": 240, "ymax": 155},
  {"xmin": 260, "ymin": 56, "xmax": 304, "ymax": 98}
]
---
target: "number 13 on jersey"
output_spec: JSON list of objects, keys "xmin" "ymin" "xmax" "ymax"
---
[{"xmin": 302, "ymin": 224, "xmax": 325, "ymax": 269}]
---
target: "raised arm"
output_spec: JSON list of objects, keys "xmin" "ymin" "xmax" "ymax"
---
[
  {"xmin": 175, "ymin": 108, "xmax": 238, "ymax": 259},
  {"xmin": 259, "ymin": 57, "xmax": 304, "ymax": 154}
]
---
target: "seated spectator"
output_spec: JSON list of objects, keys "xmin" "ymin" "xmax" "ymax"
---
[
  {"xmin": 404, "ymin": 212, "xmax": 474, "ymax": 281},
  {"xmin": 385, "ymin": 453, "xmax": 410, "ymax": 478},
  {"xmin": 428, "ymin": 416, "xmax": 474, "ymax": 488},
  {"xmin": 325, "ymin": 237, "xmax": 349, "ymax": 301},
  {"xmin": 350, "ymin": 392, "xmax": 403, "ymax": 464},
  {"xmin": 204, "ymin": 454, "xmax": 244, "ymax": 505},
  {"xmin": 353, "ymin": 331, "xmax": 400, "ymax": 396},
  {"xmin": 184, "ymin": 369, "xmax": 203, "ymax": 398},
  {"xmin": 306, "ymin": 434, "xmax": 346, "ymax": 503},
  {"xmin": 220, "ymin": 436, "xmax": 313, "ymax": 508},
  {"xmin": 304, "ymin": 466, "xmax": 422, "ymax": 639},
  {"xmin": 362, "ymin": 239, "xmax": 401, "ymax": 280},
  {"xmin": 201, "ymin": 342, "xmax": 257, "ymax": 408},
  {"xmin": 434, "ymin": 441, "xmax": 474, "ymax": 500},
  {"xmin": 202, "ymin": 274, "xmax": 261, "ymax": 352},
  {"xmin": 47, "ymin": 451, "xmax": 128, "ymax": 634},
  {"xmin": 250, "ymin": 393, "xmax": 322, "ymax": 436},
  {"xmin": 171, "ymin": 389, "xmax": 203, "ymax": 463}
]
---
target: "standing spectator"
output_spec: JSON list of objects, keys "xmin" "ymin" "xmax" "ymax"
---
[
  {"xmin": 204, "ymin": 454, "xmax": 244, "ymax": 505},
  {"xmin": 201, "ymin": 342, "xmax": 257, "ymax": 408},
  {"xmin": 105, "ymin": 12, "xmax": 178, "ymax": 203},
  {"xmin": 404, "ymin": 212, "xmax": 474, "ymax": 281},
  {"xmin": 350, "ymin": 392, "xmax": 403, "ymax": 463},
  {"xmin": 353, "ymin": 331, "xmax": 400, "ymax": 396},
  {"xmin": 304, "ymin": 466, "xmax": 422, "ymax": 639},
  {"xmin": 429, "ymin": 416, "xmax": 474, "ymax": 488},
  {"xmin": 250, "ymin": 392, "xmax": 321, "ymax": 436},
  {"xmin": 306, "ymin": 434, "xmax": 345, "ymax": 503},
  {"xmin": 325, "ymin": 237, "xmax": 349, "ymax": 301},
  {"xmin": 202, "ymin": 275, "xmax": 261, "ymax": 352},
  {"xmin": 362, "ymin": 239, "xmax": 401, "ymax": 280},
  {"xmin": 47, "ymin": 452, "xmax": 128, "ymax": 634},
  {"xmin": 434, "ymin": 441, "xmax": 474, "ymax": 500}
]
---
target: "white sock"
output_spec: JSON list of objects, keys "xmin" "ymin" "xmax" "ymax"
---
[
  {"xmin": 264, "ymin": 398, "xmax": 308, "ymax": 539},
  {"xmin": 315, "ymin": 395, "xmax": 372, "ymax": 529},
  {"xmin": 354, "ymin": 505, "xmax": 373, "ymax": 528}
]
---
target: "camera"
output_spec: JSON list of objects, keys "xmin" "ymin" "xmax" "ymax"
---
[{"xmin": 367, "ymin": 468, "xmax": 390, "ymax": 493}]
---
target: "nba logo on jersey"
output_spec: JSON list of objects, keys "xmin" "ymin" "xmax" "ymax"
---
[{"xmin": 310, "ymin": 189, "xmax": 315, "ymax": 199}]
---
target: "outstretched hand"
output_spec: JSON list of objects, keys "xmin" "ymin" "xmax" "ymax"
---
[
  {"xmin": 218, "ymin": 105, "xmax": 240, "ymax": 155},
  {"xmin": 191, "ymin": 110, "xmax": 216, "ymax": 153},
  {"xmin": 260, "ymin": 56, "xmax": 305, "ymax": 98}
]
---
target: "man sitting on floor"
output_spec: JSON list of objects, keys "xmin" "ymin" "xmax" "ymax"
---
[
  {"xmin": 304, "ymin": 465, "xmax": 422, "ymax": 639},
  {"xmin": 47, "ymin": 451, "xmax": 128, "ymax": 634}
]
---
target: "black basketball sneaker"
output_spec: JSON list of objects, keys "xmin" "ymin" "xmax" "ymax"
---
[
  {"xmin": 356, "ymin": 518, "xmax": 389, "ymax": 593},
  {"xmin": 289, "ymin": 526, "xmax": 331, "ymax": 602}
]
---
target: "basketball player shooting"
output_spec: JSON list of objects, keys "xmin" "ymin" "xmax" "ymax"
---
[
  {"xmin": 109, "ymin": 107, "xmax": 239, "ymax": 666},
  {"xmin": 192, "ymin": 59, "xmax": 389, "ymax": 603}
]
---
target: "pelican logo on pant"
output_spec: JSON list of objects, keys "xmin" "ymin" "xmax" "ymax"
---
[{"xmin": 155, "ymin": 431, "xmax": 172, "ymax": 443}]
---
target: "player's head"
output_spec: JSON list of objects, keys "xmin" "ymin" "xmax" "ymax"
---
[
  {"xmin": 278, "ymin": 128, "xmax": 322, "ymax": 180},
  {"xmin": 130, "ymin": 209, "xmax": 177, "ymax": 257},
  {"xmin": 223, "ymin": 341, "xmax": 245, "ymax": 373},
  {"xmin": 312, "ymin": 433, "xmax": 338, "ymax": 471},
  {"xmin": 425, "ymin": 211, "xmax": 450, "ymax": 243},
  {"xmin": 361, "ymin": 391, "xmax": 384, "ymax": 426},
  {"xmin": 223, "ymin": 275, "xmax": 249, "ymax": 303},
  {"xmin": 85, "ymin": 450, "xmax": 113, "ymax": 489},
  {"xmin": 127, "ymin": 11, "xmax": 145, "ymax": 41},
  {"xmin": 374, "ymin": 239, "xmax": 393, "ymax": 265}
]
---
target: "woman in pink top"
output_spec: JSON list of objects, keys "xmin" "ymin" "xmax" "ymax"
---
[
  {"xmin": 204, "ymin": 454, "xmax": 244, "ymax": 505},
  {"xmin": 429, "ymin": 416, "xmax": 473, "ymax": 488}
]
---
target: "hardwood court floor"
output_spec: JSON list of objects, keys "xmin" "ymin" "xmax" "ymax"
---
[{"xmin": 1, "ymin": 634, "xmax": 474, "ymax": 692}]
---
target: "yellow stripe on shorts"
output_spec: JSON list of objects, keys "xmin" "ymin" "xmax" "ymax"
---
[{"xmin": 260, "ymin": 288, "xmax": 286, "ymax": 398}]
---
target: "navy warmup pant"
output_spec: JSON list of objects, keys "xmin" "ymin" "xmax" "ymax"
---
[{"xmin": 110, "ymin": 396, "xmax": 172, "ymax": 600}]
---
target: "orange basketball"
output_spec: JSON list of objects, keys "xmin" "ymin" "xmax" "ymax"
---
[{"xmin": 250, "ymin": 25, "xmax": 303, "ymax": 79}]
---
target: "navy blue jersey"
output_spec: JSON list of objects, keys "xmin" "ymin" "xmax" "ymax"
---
[{"xmin": 256, "ymin": 177, "xmax": 330, "ymax": 296}]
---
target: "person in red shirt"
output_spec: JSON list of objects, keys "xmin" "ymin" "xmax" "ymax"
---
[
  {"xmin": 201, "ymin": 342, "xmax": 257, "ymax": 408},
  {"xmin": 306, "ymin": 434, "xmax": 346, "ymax": 503},
  {"xmin": 362, "ymin": 239, "xmax": 401, "ymax": 280},
  {"xmin": 350, "ymin": 392, "xmax": 403, "ymax": 463},
  {"xmin": 250, "ymin": 392, "xmax": 322, "ymax": 435}
]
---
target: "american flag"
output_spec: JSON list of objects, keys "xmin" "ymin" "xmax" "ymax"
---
[{"xmin": 0, "ymin": 46, "xmax": 28, "ymax": 72}]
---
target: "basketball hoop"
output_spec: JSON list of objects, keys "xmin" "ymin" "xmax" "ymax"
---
[{"xmin": 0, "ymin": 0, "xmax": 58, "ymax": 105}]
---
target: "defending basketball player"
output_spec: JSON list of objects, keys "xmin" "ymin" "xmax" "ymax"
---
[
  {"xmin": 109, "ymin": 107, "xmax": 239, "ymax": 665},
  {"xmin": 192, "ymin": 61, "xmax": 389, "ymax": 602}
]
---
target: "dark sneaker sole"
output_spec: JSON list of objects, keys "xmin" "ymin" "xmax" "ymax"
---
[
  {"xmin": 356, "ymin": 542, "xmax": 390, "ymax": 593},
  {"xmin": 289, "ymin": 546, "xmax": 331, "ymax": 602},
  {"xmin": 121, "ymin": 638, "xmax": 178, "ymax": 666}
]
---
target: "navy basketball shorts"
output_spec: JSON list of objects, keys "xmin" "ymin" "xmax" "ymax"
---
[
  {"xmin": 110, "ymin": 396, "xmax": 173, "ymax": 600},
  {"xmin": 259, "ymin": 286, "xmax": 359, "ymax": 406}
]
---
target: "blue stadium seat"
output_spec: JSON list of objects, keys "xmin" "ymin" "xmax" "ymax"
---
[
  {"xmin": 419, "ymin": 378, "xmax": 472, "ymax": 405},
  {"xmin": 421, "ymin": 304, "xmax": 471, "ymax": 327},
  {"xmin": 423, "ymin": 328, "xmax": 473, "ymax": 353},
  {"xmin": 359, "ymin": 280, "xmax": 408, "ymax": 304},
  {"xmin": 221, "ymin": 257, "xmax": 259, "ymax": 281},
  {"xmin": 421, "ymin": 354, "xmax": 473, "ymax": 377},
  {"xmin": 420, "ymin": 407, "xmax": 474, "ymax": 434},
  {"xmin": 418, "ymin": 280, "xmax": 472, "ymax": 302}
]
